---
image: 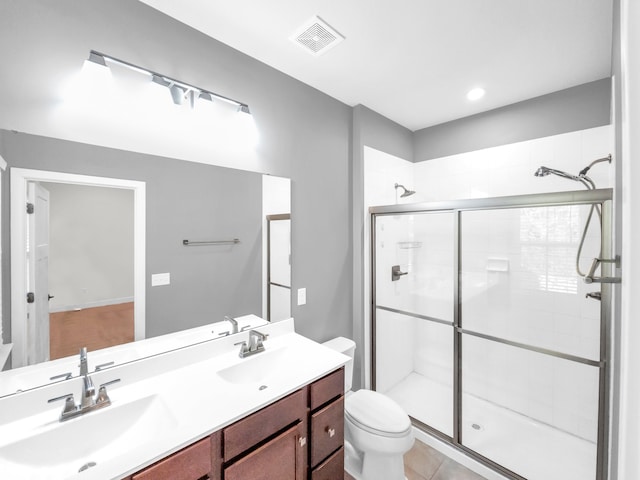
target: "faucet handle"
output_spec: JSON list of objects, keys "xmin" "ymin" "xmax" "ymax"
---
[
  {"xmin": 48, "ymin": 393, "xmax": 77, "ymax": 415},
  {"xmin": 49, "ymin": 372, "xmax": 73, "ymax": 381},
  {"xmin": 94, "ymin": 361, "xmax": 115, "ymax": 372},
  {"xmin": 234, "ymin": 340, "xmax": 250, "ymax": 358},
  {"xmin": 96, "ymin": 379, "xmax": 121, "ymax": 405}
]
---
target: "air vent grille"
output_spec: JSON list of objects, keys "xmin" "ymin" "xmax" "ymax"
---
[{"xmin": 290, "ymin": 16, "xmax": 344, "ymax": 56}]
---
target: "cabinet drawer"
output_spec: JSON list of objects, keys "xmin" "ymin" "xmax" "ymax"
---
[
  {"xmin": 310, "ymin": 396, "xmax": 344, "ymax": 467},
  {"xmin": 311, "ymin": 446, "xmax": 344, "ymax": 480},
  {"xmin": 224, "ymin": 422, "xmax": 306, "ymax": 480},
  {"xmin": 310, "ymin": 368, "xmax": 344, "ymax": 410},
  {"xmin": 224, "ymin": 387, "xmax": 307, "ymax": 462},
  {"xmin": 132, "ymin": 436, "xmax": 211, "ymax": 480}
]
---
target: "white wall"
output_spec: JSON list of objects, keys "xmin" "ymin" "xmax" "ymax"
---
[
  {"xmin": 414, "ymin": 125, "xmax": 613, "ymax": 200},
  {"xmin": 44, "ymin": 182, "xmax": 134, "ymax": 311},
  {"xmin": 617, "ymin": 0, "xmax": 640, "ymax": 477}
]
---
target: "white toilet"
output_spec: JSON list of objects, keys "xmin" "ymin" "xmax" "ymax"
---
[{"xmin": 323, "ymin": 337, "xmax": 414, "ymax": 480}]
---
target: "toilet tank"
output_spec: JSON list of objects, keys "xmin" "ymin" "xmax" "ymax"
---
[{"xmin": 322, "ymin": 337, "xmax": 356, "ymax": 392}]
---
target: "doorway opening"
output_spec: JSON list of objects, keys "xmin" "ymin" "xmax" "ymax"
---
[{"xmin": 10, "ymin": 169, "xmax": 146, "ymax": 368}]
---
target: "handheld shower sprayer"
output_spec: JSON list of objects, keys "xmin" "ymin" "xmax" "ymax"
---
[{"xmin": 533, "ymin": 154, "xmax": 614, "ymax": 282}]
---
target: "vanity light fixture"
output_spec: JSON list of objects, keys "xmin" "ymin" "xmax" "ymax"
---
[
  {"xmin": 466, "ymin": 87, "xmax": 486, "ymax": 101},
  {"xmin": 86, "ymin": 50, "xmax": 251, "ymax": 114}
]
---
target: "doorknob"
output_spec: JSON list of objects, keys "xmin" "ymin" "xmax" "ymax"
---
[{"xmin": 48, "ymin": 294, "xmax": 55, "ymax": 301}]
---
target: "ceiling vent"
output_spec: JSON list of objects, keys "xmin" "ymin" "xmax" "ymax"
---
[{"xmin": 290, "ymin": 16, "xmax": 344, "ymax": 56}]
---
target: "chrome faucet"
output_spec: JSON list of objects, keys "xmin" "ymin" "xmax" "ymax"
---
[
  {"xmin": 79, "ymin": 347, "xmax": 95, "ymax": 409},
  {"xmin": 47, "ymin": 347, "xmax": 120, "ymax": 422},
  {"xmin": 225, "ymin": 315, "xmax": 239, "ymax": 334},
  {"xmin": 249, "ymin": 330, "xmax": 268, "ymax": 352},
  {"xmin": 235, "ymin": 330, "xmax": 269, "ymax": 358}
]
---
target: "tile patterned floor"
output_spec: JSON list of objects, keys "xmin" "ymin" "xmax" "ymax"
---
[{"xmin": 344, "ymin": 439, "xmax": 488, "ymax": 480}]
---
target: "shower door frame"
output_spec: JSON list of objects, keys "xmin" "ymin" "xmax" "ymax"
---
[{"xmin": 370, "ymin": 188, "xmax": 614, "ymax": 480}]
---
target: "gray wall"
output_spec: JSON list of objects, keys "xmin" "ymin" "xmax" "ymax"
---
[
  {"xmin": 0, "ymin": 0, "xmax": 353, "ymax": 345},
  {"xmin": 351, "ymin": 105, "xmax": 414, "ymax": 388},
  {"xmin": 414, "ymin": 77, "xmax": 612, "ymax": 161},
  {"xmin": 1, "ymin": 130, "xmax": 263, "ymax": 339}
]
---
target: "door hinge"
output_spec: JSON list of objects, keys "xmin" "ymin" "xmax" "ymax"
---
[
  {"xmin": 26, "ymin": 292, "xmax": 35, "ymax": 303},
  {"xmin": 26, "ymin": 203, "xmax": 34, "ymax": 214}
]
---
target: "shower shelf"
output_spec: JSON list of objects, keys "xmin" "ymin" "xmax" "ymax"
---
[{"xmin": 398, "ymin": 241, "xmax": 422, "ymax": 249}]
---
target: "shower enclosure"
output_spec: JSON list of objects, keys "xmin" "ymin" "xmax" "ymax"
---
[{"xmin": 370, "ymin": 189, "xmax": 614, "ymax": 480}]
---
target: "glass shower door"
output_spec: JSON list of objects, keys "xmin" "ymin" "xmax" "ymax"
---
[
  {"xmin": 459, "ymin": 204, "xmax": 603, "ymax": 480},
  {"xmin": 373, "ymin": 211, "xmax": 455, "ymax": 437}
]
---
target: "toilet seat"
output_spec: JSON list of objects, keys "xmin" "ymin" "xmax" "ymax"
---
[{"xmin": 345, "ymin": 390, "xmax": 412, "ymax": 438}]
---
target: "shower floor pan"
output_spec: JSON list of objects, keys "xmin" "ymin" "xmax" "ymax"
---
[{"xmin": 385, "ymin": 372, "xmax": 596, "ymax": 480}]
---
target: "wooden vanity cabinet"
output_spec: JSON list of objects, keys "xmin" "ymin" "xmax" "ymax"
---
[
  {"xmin": 309, "ymin": 368, "xmax": 345, "ymax": 479},
  {"xmin": 124, "ymin": 367, "xmax": 344, "ymax": 480}
]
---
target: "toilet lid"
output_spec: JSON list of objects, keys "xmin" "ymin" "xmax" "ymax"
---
[{"xmin": 345, "ymin": 390, "xmax": 411, "ymax": 437}]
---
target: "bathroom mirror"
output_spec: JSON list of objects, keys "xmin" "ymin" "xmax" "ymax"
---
[{"xmin": 0, "ymin": 129, "xmax": 291, "ymax": 397}]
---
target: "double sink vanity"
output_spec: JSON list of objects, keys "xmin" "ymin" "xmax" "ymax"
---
[{"xmin": 0, "ymin": 318, "xmax": 348, "ymax": 479}]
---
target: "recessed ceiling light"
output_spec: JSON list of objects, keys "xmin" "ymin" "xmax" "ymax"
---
[{"xmin": 467, "ymin": 88, "xmax": 485, "ymax": 101}]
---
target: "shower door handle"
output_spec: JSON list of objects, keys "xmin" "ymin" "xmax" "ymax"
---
[{"xmin": 392, "ymin": 265, "xmax": 408, "ymax": 281}]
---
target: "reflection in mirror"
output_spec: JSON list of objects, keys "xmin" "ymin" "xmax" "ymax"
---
[
  {"xmin": 0, "ymin": 130, "xmax": 291, "ymax": 397},
  {"xmin": 11, "ymin": 169, "xmax": 145, "ymax": 369}
]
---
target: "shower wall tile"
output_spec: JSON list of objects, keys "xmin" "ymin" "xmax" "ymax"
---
[{"xmin": 414, "ymin": 125, "xmax": 614, "ymax": 201}]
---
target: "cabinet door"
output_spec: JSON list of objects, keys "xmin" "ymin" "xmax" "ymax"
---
[{"xmin": 224, "ymin": 423, "xmax": 307, "ymax": 480}]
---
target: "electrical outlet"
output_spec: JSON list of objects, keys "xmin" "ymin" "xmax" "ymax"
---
[{"xmin": 297, "ymin": 288, "xmax": 307, "ymax": 306}]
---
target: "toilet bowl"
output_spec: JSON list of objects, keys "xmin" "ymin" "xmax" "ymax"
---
[{"xmin": 323, "ymin": 337, "xmax": 414, "ymax": 480}]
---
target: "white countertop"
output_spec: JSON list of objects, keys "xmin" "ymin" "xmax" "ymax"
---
[{"xmin": 0, "ymin": 318, "xmax": 349, "ymax": 479}]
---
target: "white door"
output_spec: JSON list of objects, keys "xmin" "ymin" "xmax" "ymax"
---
[
  {"xmin": 26, "ymin": 182, "xmax": 50, "ymax": 364},
  {"xmin": 267, "ymin": 215, "xmax": 291, "ymax": 321}
]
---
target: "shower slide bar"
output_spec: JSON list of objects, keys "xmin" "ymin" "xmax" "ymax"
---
[{"xmin": 183, "ymin": 238, "xmax": 240, "ymax": 246}]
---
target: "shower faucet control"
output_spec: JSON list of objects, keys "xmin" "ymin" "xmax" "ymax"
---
[{"xmin": 392, "ymin": 265, "xmax": 408, "ymax": 282}]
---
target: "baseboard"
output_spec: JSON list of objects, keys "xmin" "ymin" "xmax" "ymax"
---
[{"xmin": 49, "ymin": 297, "xmax": 134, "ymax": 313}]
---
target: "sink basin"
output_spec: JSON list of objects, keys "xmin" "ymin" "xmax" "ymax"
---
[
  {"xmin": 0, "ymin": 394, "xmax": 178, "ymax": 479},
  {"xmin": 217, "ymin": 347, "xmax": 289, "ymax": 385}
]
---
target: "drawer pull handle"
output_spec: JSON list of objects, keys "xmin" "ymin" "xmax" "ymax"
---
[
  {"xmin": 326, "ymin": 427, "xmax": 336, "ymax": 438},
  {"xmin": 299, "ymin": 436, "xmax": 307, "ymax": 447}
]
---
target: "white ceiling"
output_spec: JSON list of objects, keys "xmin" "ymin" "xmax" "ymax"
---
[{"xmin": 136, "ymin": 2, "xmax": 611, "ymax": 131}]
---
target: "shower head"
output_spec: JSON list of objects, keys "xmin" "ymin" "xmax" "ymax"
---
[
  {"xmin": 534, "ymin": 166, "xmax": 593, "ymax": 189},
  {"xmin": 534, "ymin": 166, "xmax": 580, "ymax": 181},
  {"xmin": 395, "ymin": 183, "xmax": 415, "ymax": 198}
]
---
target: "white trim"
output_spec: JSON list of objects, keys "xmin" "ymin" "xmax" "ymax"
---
[
  {"xmin": 10, "ymin": 168, "xmax": 146, "ymax": 368},
  {"xmin": 0, "ymin": 154, "xmax": 7, "ymax": 171},
  {"xmin": 48, "ymin": 296, "xmax": 135, "ymax": 314}
]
